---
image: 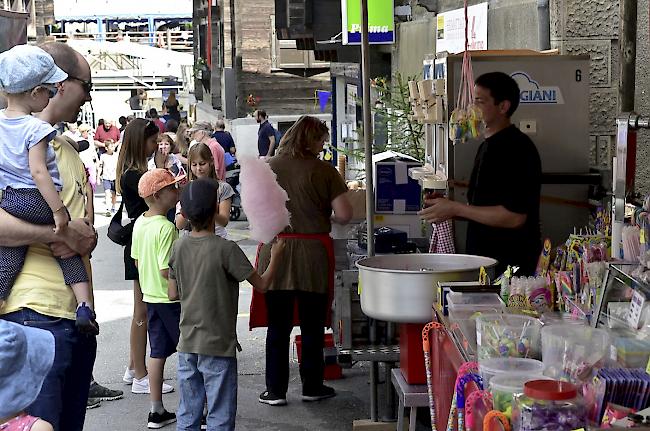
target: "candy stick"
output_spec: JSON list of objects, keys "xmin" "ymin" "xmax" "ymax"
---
[
  {"xmin": 483, "ymin": 410, "xmax": 511, "ymax": 431},
  {"xmin": 422, "ymin": 322, "xmax": 443, "ymax": 431},
  {"xmin": 456, "ymin": 373, "xmax": 484, "ymax": 431},
  {"xmin": 446, "ymin": 362, "xmax": 478, "ymax": 431},
  {"xmin": 465, "ymin": 390, "xmax": 493, "ymax": 431}
]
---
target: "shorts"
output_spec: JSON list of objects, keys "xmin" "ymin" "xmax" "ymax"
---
[
  {"xmin": 102, "ymin": 180, "xmax": 116, "ymax": 192},
  {"xmin": 146, "ymin": 302, "xmax": 181, "ymax": 359},
  {"xmin": 124, "ymin": 239, "xmax": 139, "ymax": 281}
]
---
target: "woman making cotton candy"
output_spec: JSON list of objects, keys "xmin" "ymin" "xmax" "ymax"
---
[{"xmin": 251, "ymin": 116, "xmax": 352, "ymax": 406}]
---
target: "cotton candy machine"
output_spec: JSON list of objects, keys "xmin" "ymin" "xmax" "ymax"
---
[
  {"xmin": 356, "ymin": 254, "xmax": 498, "ymax": 323},
  {"xmin": 356, "ymin": 253, "xmax": 498, "ymax": 384}
]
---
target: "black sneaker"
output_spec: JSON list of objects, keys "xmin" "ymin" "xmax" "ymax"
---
[
  {"xmin": 302, "ymin": 385, "xmax": 336, "ymax": 402},
  {"xmin": 147, "ymin": 410, "xmax": 176, "ymax": 429},
  {"xmin": 86, "ymin": 397, "xmax": 101, "ymax": 409},
  {"xmin": 201, "ymin": 414, "xmax": 207, "ymax": 430},
  {"xmin": 89, "ymin": 381, "xmax": 124, "ymax": 401},
  {"xmin": 258, "ymin": 390, "xmax": 287, "ymax": 406}
]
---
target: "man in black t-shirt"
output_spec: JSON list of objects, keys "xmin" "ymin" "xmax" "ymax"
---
[
  {"xmin": 255, "ymin": 109, "xmax": 276, "ymax": 158},
  {"xmin": 419, "ymin": 72, "xmax": 542, "ymax": 275}
]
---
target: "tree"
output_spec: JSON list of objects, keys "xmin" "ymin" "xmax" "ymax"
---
[{"xmin": 339, "ymin": 73, "xmax": 425, "ymax": 178}]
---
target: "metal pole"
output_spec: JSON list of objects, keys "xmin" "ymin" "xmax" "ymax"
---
[{"xmin": 361, "ymin": 0, "xmax": 375, "ymax": 257}]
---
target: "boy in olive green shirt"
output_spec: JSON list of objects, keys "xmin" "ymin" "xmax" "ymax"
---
[{"xmin": 131, "ymin": 169, "xmax": 183, "ymax": 429}]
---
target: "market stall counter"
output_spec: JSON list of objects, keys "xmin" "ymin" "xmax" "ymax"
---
[{"xmin": 430, "ymin": 308, "xmax": 476, "ymax": 431}]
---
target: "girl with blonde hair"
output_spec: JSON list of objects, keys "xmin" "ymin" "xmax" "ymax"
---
[{"xmin": 175, "ymin": 143, "xmax": 234, "ymax": 238}]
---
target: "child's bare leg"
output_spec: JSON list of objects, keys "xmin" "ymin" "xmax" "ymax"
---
[
  {"xmin": 71, "ymin": 281, "xmax": 93, "ymax": 308},
  {"xmin": 130, "ymin": 280, "xmax": 148, "ymax": 379},
  {"xmin": 149, "ymin": 357, "xmax": 166, "ymax": 403}
]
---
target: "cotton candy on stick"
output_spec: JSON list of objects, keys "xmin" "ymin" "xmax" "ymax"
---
[{"xmin": 239, "ymin": 156, "xmax": 290, "ymax": 244}]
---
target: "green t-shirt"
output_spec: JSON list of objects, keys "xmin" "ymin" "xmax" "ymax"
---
[
  {"xmin": 131, "ymin": 214, "xmax": 179, "ymax": 303},
  {"xmin": 169, "ymin": 235, "xmax": 255, "ymax": 357}
]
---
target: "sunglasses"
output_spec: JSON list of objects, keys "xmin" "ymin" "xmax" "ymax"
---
[{"xmin": 67, "ymin": 76, "xmax": 93, "ymax": 94}]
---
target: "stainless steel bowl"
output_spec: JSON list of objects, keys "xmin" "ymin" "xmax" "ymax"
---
[{"xmin": 356, "ymin": 254, "xmax": 498, "ymax": 323}]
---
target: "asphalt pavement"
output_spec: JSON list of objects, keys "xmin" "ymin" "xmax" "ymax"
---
[{"xmin": 83, "ymin": 195, "xmax": 383, "ymax": 431}]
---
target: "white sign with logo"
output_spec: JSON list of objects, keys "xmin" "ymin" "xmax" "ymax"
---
[
  {"xmin": 511, "ymin": 72, "xmax": 565, "ymax": 105},
  {"xmin": 436, "ymin": 3, "xmax": 488, "ymax": 54}
]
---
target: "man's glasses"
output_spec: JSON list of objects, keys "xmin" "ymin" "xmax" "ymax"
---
[{"xmin": 67, "ymin": 76, "xmax": 93, "ymax": 94}]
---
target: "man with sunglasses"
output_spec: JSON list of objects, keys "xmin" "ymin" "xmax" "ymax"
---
[{"xmin": 0, "ymin": 42, "xmax": 105, "ymax": 431}]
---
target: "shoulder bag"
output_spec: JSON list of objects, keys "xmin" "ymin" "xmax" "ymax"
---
[{"xmin": 107, "ymin": 201, "xmax": 134, "ymax": 246}]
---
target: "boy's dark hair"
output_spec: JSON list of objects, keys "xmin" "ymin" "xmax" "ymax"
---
[
  {"xmin": 166, "ymin": 119, "xmax": 179, "ymax": 133},
  {"xmin": 257, "ymin": 110, "xmax": 267, "ymax": 119},
  {"xmin": 475, "ymin": 72, "xmax": 521, "ymax": 117},
  {"xmin": 189, "ymin": 214, "xmax": 212, "ymax": 232},
  {"xmin": 180, "ymin": 178, "xmax": 219, "ymax": 232}
]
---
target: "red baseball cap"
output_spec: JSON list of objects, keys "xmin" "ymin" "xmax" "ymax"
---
[{"xmin": 138, "ymin": 169, "xmax": 185, "ymax": 198}]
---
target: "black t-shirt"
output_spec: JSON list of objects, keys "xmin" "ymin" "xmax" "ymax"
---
[
  {"xmin": 466, "ymin": 125, "xmax": 542, "ymax": 275},
  {"xmin": 121, "ymin": 169, "xmax": 148, "ymax": 220},
  {"xmin": 213, "ymin": 130, "xmax": 235, "ymax": 153},
  {"xmin": 257, "ymin": 120, "xmax": 275, "ymax": 156}
]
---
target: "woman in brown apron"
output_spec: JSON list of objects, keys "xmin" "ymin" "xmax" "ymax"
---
[{"xmin": 251, "ymin": 116, "xmax": 352, "ymax": 406}]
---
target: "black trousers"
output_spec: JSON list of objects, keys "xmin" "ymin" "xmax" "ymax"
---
[{"xmin": 265, "ymin": 290, "xmax": 328, "ymax": 396}]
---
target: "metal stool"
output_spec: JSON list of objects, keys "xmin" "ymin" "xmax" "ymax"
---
[{"xmin": 391, "ymin": 368, "xmax": 429, "ymax": 431}]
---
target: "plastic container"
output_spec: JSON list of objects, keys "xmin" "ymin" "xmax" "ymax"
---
[
  {"xmin": 539, "ymin": 312, "xmax": 588, "ymax": 327},
  {"xmin": 476, "ymin": 313, "xmax": 542, "ymax": 360},
  {"xmin": 541, "ymin": 324, "xmax": 611, "ymax": 382},
  {"xmin": 447, "ymin": 292, "xmax": 505, "ymax": 320},
  {"xmin": 613, "ymin": 336, "xmax": 650, "ymax": 368},
  {"xmin": 512, "ymin": 380, "xmax": 587, "ymax": 431},
  {"xmin": 479, "ymin": 357, "xmax": 544, "ymax": 387},
  {"xmin": 447, "ymin": 293, "xmax": 505, "ymax": 352},
  {"xmin": 489, "ymin": 374, "xmax": 551, "ymax": 419}
]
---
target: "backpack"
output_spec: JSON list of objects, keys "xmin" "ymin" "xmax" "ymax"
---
[{"xmin": 273, "ymin": 127, "xmax": 283, "ymax": 151}]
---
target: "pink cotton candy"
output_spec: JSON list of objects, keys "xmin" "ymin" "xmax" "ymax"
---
[{"xmin": 239, "ymin": 156, "xmax": 290, "ymax": 244}]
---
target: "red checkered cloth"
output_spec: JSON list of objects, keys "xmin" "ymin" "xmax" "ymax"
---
[{"xmin": 429, "ymin": 220, "xmax": 456, "ymax": 254}]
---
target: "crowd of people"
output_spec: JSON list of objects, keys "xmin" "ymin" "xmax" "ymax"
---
[{"xmin": 0, "ymin": 41, "xmax": 353, "ymax": 431}]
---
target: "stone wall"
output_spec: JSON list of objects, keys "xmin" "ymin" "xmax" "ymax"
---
[
  {"xmin": 634, "ymin": 0, "xmax": 650, "ymax": 194},
  {"xmin": 552, "ymin": 0, "xmax": 650, "ymax": 194}
]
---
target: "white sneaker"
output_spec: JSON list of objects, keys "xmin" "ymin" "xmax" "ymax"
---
[
  {"xmin": 123, "ymin": 367, "xmax": 135, "ymax": 385},
  {"xmin": 131, "ymin": 375, "xmax": 174, "ymax": 394}
]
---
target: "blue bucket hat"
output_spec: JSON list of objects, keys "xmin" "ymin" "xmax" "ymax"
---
[
  {"xmin": 0, "ymin": 320, "xmax": 55, "ymax": 418},
  {"xmin": 0, "ymin": 44, "xmax": 68, "ymax": 94}
]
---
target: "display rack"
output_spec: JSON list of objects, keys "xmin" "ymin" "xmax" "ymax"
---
[{"xmin": 593, "ymin": 263, "xmax": 650, "ymax": 369}]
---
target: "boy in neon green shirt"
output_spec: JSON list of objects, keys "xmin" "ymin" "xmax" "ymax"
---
[{"xmin": 131, "ymin": 168, "xmax": 183, "ymax": 429}]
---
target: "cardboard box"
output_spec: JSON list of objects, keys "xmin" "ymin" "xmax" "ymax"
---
[{"xmin": 372, "ymin": 151, "xmax": 422, "ymax": 214}]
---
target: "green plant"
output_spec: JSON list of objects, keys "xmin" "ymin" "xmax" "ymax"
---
[
  {"xmin": 193, "ymin": 57, "xmax": 208, "ymax": 78},
  {"xmin": 338, "ymin": 73, "xmax": 425, "ymax": 178}
]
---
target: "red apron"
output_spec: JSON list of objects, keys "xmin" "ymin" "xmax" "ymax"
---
[{"xmin": 248, "ymin": 232, "xmax": 335, "ymax": 330}]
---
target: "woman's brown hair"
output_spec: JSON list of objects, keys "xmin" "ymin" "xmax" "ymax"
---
[
  {"xmin": 276, "ymin": 115, "xmax": 329, "ymax": 158},
  {"xmin": 187, "ymin": 143, "xmax": 217, "ymax": 181},
  {"xmin": 116, "ymin": 118, "xmax": 159, "ymax": 193}
]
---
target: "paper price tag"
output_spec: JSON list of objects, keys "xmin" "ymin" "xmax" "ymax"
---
[
  {"xmin": 627, "ymin": 290, "xmax": 646, "ymax": 329},
  {"xmin": 646, "ymin": 355, "xmax": 650, "ymax": 375}
]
